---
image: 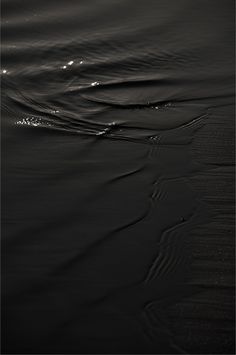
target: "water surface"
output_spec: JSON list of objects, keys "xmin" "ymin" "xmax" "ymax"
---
[{"xmin": 2, "ymin": 0, "xmax": 235, "ymax": 353}]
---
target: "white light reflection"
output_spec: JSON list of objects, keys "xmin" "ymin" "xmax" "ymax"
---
[{"xmin": 91, "ymin": 81, "xmax": 100, "ymax": 86}]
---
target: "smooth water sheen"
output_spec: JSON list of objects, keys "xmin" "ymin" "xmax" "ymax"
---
[{"xmin": 2, "ymin": 0, "xmax": 235, "ymax": 354}]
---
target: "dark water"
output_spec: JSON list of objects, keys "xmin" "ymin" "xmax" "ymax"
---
[{"xmin": 1, "ymin": 0, "xmax": 235, "ymax": 353}]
